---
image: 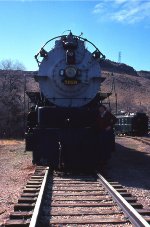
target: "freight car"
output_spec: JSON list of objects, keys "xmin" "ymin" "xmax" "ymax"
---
[
  {"xmin": 115, "ymin": 112, "xmax": 149, "ymax": 136},
  {"xmin": 25, "ymin": 32, "xmax": 114, "ymax": 171}
]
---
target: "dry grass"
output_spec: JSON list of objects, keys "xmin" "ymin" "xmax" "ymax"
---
[{"xmin": 0, "ymin": 139, "xmax": 23, "ymax": 146}]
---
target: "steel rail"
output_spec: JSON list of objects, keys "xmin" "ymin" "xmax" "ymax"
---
[
  {"xmin": 29, "ymin": 167, "xmax": 49, "ymax": 227},
  {"xmin": 97, "ymin": 173, "xmax": 150, "ymax": 227},
  {"xmin": 131, "ymin": 137, "xmax": 150, "ymax": 146},
  {"xmin": 117, "ymin": 135, "xmax": 150, "ymax": 146}
]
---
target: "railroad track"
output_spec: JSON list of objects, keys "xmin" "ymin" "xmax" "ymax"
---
[
  {"xmin": 126, "ymin": 136, "xmax": 150, "ymax": 146},
  {"xmin": 3, "ymin": 166, "xmax": 150, "ymax": 227}
]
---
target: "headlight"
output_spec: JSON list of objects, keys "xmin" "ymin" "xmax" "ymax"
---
[{"xmin": 65, "ymin": 66, "xmax": 77, "ymax": 78}]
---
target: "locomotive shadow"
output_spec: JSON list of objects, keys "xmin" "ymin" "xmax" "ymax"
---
[
  {"xmin": 107, "ymin": 142, "xmax": 150, "ymax": 190},
  {"xmin": 37, "ymin": 174, "xmax": 53, "ymax": 227}
]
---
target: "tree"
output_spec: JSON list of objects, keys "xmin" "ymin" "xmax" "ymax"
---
[
  {"xmin": 0, "ymin": 59, "xmax": 26, "ymax": 71},
  {"xmin": 0, "ymin": 59, "xmax": 26, "ymax": 138}
]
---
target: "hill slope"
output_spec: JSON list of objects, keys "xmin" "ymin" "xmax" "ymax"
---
[
  {"xmin": 101, "ymin": 70, "xmax": 150, "ymax": 115},
  {"xmin": 0, "ymin": 61, "xmax": 149, "ymax": 137}
]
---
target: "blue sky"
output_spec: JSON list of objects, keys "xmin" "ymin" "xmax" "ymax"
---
[{"xmin": 0, "ymin": 0, "xmax": 150, "ymax": 71}]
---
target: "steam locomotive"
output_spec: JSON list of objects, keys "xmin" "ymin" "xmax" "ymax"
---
[{"xmin": 25, "ymin": 32, "xmax": 113, "ymax": 171}]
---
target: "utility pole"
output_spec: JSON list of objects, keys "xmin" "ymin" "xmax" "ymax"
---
[
  {"xmin": 24, "ymin": 74, "xmax": 26, "ymax": 132},
  {"xmin": 118, "ymin": 51, "xmax": 121, "ymax": 63}
]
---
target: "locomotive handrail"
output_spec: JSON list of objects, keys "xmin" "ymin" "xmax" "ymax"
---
[{"xmin": 35, "ymin": 33, "xmax": 105, "ymax": 66}]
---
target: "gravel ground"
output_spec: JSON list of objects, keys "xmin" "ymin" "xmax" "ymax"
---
[
  {"xmin": 107, "ymin": 137, "xmax": 150, "ymax": 210},
  {"xmin": 0, "ymin": 140, "xmax": 35, "ymax": 226},
  {"xmin": 0, "ymin": 138, "xmax": 150, "ymax": 226}
]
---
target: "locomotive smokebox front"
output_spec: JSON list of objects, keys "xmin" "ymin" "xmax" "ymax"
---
[{"xmin": 36, "ymin": 32, "xmax": 104, "ymax": 107}]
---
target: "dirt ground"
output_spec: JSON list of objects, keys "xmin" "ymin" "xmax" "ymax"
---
[
  {"xmin": 0, "ymin": 140, "xmax": 35, "ymax": 226},
  {"xmin": 107, "ymin": 136, "xmax": 150, "ymax": 210}
]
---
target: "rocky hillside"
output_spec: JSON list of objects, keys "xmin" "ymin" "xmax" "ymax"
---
[
  {"xmin": 101, "ymin": 59, "xmax": 138, "ymax": 76},
  {"xmin": 101, "ymin": 70, "xmax": 150, "ymax": 115},
  {"xmin": 137, "ymin": 70, "xmax": 150, "ymax": 79},
  {"xmin": 98, "ymin": 60, "xmax": 150, "ymax": 116}
]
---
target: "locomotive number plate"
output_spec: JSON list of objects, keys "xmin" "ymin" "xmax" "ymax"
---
[{"xmin": 64, "ymin": 79, "xmax": 78, "ymax": 85}]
